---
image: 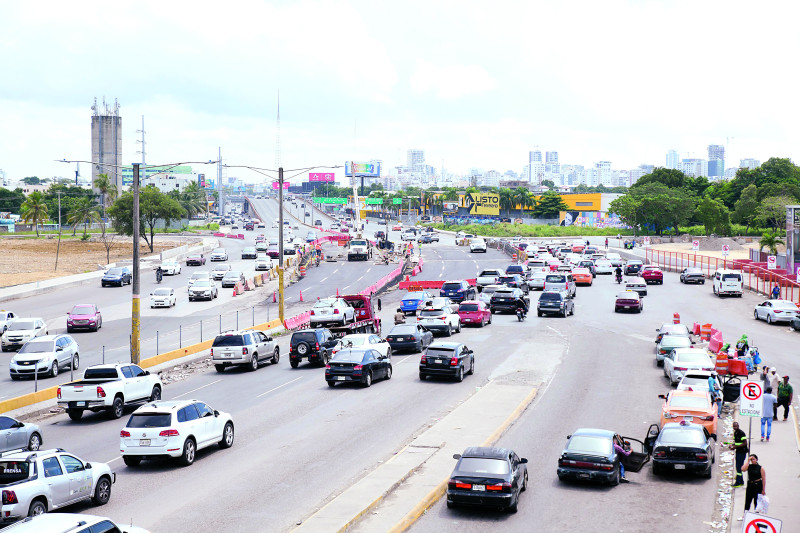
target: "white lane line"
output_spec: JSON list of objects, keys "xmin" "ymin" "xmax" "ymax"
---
[
  {"xmin": 393, "ymin": 355, "xmax": 415, "ymax": 366},
  {"xmin": 367, "ymin": 268, "xmax": 372, "ymax": 273},
  {"xmin": 172, "ymin": 379, "xmax": 222, "ymax": 399},
  {"xmin": 107, "ymin": 456, "xmax": 122, "ymax": 464},
  {"xmin": 320, "ymin": 276, "xmax": 329, "ymax": 282},
  {"xmin": 256, "ymin": 376, "xmax": 304, "ymax": 398}
]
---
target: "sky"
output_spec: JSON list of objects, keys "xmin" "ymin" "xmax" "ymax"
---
[{"xmin": 1, "ymin": 0, "xmax": 799, "ymax": 186}]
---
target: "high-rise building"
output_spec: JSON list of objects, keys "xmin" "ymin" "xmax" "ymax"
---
[
  {"xmin": 0, "ymin": 168, "xmax": 7, "ymax": 188},
  {"xmin": 91, "ymin": 98, "xmax": 122, "ymax": 193},
  {"xmin": 666, "ymin": 150, "xmax": 679, "ymax": 170},
  {"xmin": 681, "ymin": 159, "xmax": 708, "ymax": 178},
  {"xmin": 595, "ymin": 161, "xmax": 613, "ymax": 186},
  {"xmin": 407, "ymin": 149, "xmax": 425, "ymax": 170},
  {"xmin": 529, "ymin": 150, "xmax": 542, "ymax": 163},
  {"xmin": 707, "ymin": 145, "xmax": 725, "ymax": 178},
  {"xmin": 740, "ymin": 158, "xmax": 760, "ymax": 170},
  {"xmin": 545, "ymin": 151, "xmax": 560, "ymax": 174}
]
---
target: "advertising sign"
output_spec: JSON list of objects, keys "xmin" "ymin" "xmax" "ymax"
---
[
  {"xmin": 309, "ymin": 173, "xmax": 335, "ymax": 182},
  {"xmin": 465, "ymin": 193, "xmax": 500, "ymax": 216},
  {"xmin": 345, "ymin": 161, "xmax": 381, "ymax": 177},
  {"xmin": 198, "ymin": 174, "xmax": 206, "ymax": 187},
  {"xmin": 767, "ymin": 255, "xmax": 776, "ymax": 270},
  {"xmin": 312, "ymin": 197, "xmax": 347, "ymax": 204},
  {"xmin": 739, "ymin": 381, "xmax": 764, "ymax": 417},
  {"xmin": 272, "ymin": 182, "xmax": 290, "ymax": 190},
  {"xmin": 442, "ymin": 202, "xmax": 458, "ymax": 214}
]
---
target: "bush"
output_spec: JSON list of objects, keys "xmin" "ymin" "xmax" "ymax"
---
[{"xmin": 427, "ymin": 223, "xmax": 636, "ymax": 238}]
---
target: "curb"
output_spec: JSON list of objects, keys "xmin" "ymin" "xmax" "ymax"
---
[
  {"xmin": 792, "ymin": 403, "xmax": 800, "ymax": 453},
  {"xmin": 386, "ymin": 386, "xmax": 539, "ymax": 533}
]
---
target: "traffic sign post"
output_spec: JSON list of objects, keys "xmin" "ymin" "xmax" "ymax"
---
[
  {"xmin": 643, "ymin": 236, "xmax": 650, "ymax": 247},
  {"xmin": 741, "ymin": 511, "xmax": 782, "ymax": 532},
  {"xmin": 767, "ymin": 255, "xmax": 776, "ymax": 270},
  {"xmin": 740, "ymin": 380, "xmax": 764, "ymax": 453},
  {"xmin": 796, "ymin": 266, "xmax": 800, "ymax": 283},
  {"xmin": 692, "ymin": 240, "xmax": 700, "ymax": 251},
  {"xmin": 722, "ymin": 244, "xmax": 730, "ymax": 256}
]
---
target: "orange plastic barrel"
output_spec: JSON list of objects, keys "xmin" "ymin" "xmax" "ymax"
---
[
  {"xmin": 715, "ymin": 352, "xmax": 729, "ymax": 375},
  {"xmin": 701, "ymin": 323, "xmax": 712, "ymax": 340},
  {"xmin": 673, "ymin": 312, "xmax": 680, "ymax": 324}
]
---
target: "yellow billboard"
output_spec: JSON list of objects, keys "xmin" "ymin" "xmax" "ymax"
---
[{"xmin": 465, "ymin": 193, "xmax": 500, "ymax": 215}]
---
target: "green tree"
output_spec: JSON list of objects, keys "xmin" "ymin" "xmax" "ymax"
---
[
  {"xmin": 608, "ymin": 194, "xmax": 645, "ymax": 233},
  {"xmin": 759, "ymin": 231, "xmax": 785, "ymax": 255},
  {"xmin": 21, "ymin": 176, "xmax": 41, "ymax": 185},
  {"xmin": 20, "ymin": 191, "xmax": 48, "ymax": 236},
  {"xmin": 756, "ymin": 195, "xmax": 794, "ymax": 230},
  {"xmin": 170, "ymin": 182, "xmax": 207, "ymax": 218},
  {"xmin": 93, "ymin": 173, "xmax": 118, "ymax": 210},
  {"xmin": 67, "ymin": 197, "xmax": 102, "ymax": 236},
  {"xmin": 0, "ymin": 187, "xmax": 27, "ymax": 214},
  {"xmin": 531, "ymin": 191, "xmax": 569, "ymax": 219},
  {"xmin": 512, "ymin": 187, "xmax": 530, "ymax": 218},
  {"xmin": 498, "ymin": 188, "xmax": 514, "ymax": 217},
  {"xmin": 108, "ymin": 186, "xmax": 186, "ymax": 252},
  {"xmin": 630, "ymin": 168, "xmax": 688, "ymax": 189},
  {"xmin": 757, "ymin": 182, "xmax": 800, "ymax": 202},
  {"xmin": 541, "ymin": 179, "xmax": 556, "ymax": 189},
  {"xmin": 695, "ymin": 197, "xmax": 731, "ymax": 236},
  {"xmin": 732, "ymin": 184, "xmax": 759, "ymax": 234},
  {"xmin": 609, "ymin": 183, "xmax": 696, "ymax": 234}
]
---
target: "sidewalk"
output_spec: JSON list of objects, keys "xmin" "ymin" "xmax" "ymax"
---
[{"xmin": 729, "ymin": 400, "xmax": 800, "ymax": 529}]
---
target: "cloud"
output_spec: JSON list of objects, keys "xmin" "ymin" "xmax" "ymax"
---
[{"xmin": 409, "ymin": 60, "xmax": 497, "ymax": 100}]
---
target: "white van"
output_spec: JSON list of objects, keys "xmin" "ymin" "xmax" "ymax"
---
[{"xmin": 712, "ymin": 269, "xmax": 743, "ymax": 297}]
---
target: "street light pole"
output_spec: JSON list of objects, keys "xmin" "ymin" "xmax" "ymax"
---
[
  {"xmin": 277, "ymin": 167, "xmax": 285, "ymax": 324},
  {"xmin": 131, "ymin": 163, "xmax": 141, "ymax": 364}
]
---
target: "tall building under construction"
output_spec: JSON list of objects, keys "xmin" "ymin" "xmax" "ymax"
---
[{"xmin": 91, "ymin": 98, "xmax": 122, "ymax": 192}]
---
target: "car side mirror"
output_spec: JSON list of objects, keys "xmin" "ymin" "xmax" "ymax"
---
[
  {"xmin": 14, "ymin": 421, "xmax": 24, "ymax": 428},
  {"xmin": 214, "ymin": 410, "xmax": 220, "ymax": 417},
  {"xmin": 567, "ymin": 434, "xmax": 572, "ymax": 439},
  {"xmin": 144, "ymin": 371, "xmax": 150, "ymax": 376},
  {"xmin": 658, "ymin": 394, "xmax": 667, "ymax": 399},
  {"xmin": 56, "ymin": 346, "xmax": 63, "ymax": 352},
  {"xmin": 453, "ymin": 454, "xmax": 462, "ymax": 460},
  {"xmin": 84, "ymin": 463, "xmax": 92, "ymax": 469},
  {"xmin": 520, "ymin": 458, "xmax": 528, "ymax": 464}
]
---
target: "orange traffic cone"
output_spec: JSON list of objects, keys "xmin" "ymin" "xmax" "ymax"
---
[
  {"xmin": 232, "ymin": 289, "xmax": 237, "ymax": 297},
  {"xmin": 273, "ymin": 291, "xmax": 277, "ymax": 303},
  {"xmin": 336, "ymin": 288, "xmax": 340, "ymax": 297},
  {"xmin": 299, "ymin": 290, "xmax": 304, "ymax": 302}
]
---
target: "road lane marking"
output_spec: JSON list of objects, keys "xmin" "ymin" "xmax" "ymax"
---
[
  {"xmin": 256, "ymin": 376, "xmax": 303, "ymax": 398},
  {"xmin": 106, "ymin": 456, "xmax": 122, "ymax": 464},
  {"xmin": 393, "ymin": 355, "xmax": 415, "ymax": 366},
  {"xmin": 172, "ymin": 379, "xmax": 222, "ymax": 399}
]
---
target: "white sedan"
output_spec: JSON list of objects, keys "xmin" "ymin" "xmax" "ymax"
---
[
  {"xmin": 754, "ymin": 299, "xmax": 799, "ymax": 324},
  {"xmin": 469, "ymin": 238, "xmax": 487, "ymax": 253},
  {"xmin": 309, "ymin": 298, "xmax": 355, "ymax": 326},
  {"xmin": 332, "ymin": 334, "xmax": 391, "ymax": 357},
  {"xmin": 594, "ymin": 259, "xmax": 614, "ymax": 274},
  {"xmin": 255, "ymin": 254, "xmax": 273, "ymax": 271},
  {"xmin": 150, "ymin": 288, "xmax": 177, "ymax": 308},
  {"xmin": 161, "ymin": 260, "xmax": 182, "ymax": 275},
  {"xmin": 663, "ymin": 348, "xmax": 715, "ymax": 386}
]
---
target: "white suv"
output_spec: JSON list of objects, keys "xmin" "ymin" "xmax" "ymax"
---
[
  {"xmin": 416, "ymin": 305, "xmax": 461, "ymax": 336},
  {"xmin": 3, "ymin": 513, "xmax": 149, "ymax": 533},
  {"xmin": 211, "ymin": 330, "xmax": 279, "ymax": 372},
  {"xmin": 1, "ymin": 318, "xmax": 47, "ymax": 352},
  {"xmin": 120, "ymin": 400, "xmax": 234, "ymax": 467}
]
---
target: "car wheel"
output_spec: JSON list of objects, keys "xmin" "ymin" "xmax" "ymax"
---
[
  {"xmin": 610, "ymin": 466, "xmax": 620, "ymax": 486},
  {"xmin": 467, "ymin": 357, "xmax": 475, "ymax": 375},
  {"xmin": 444, "ymin": 325, "xmax": 452, "ymax": 337},
  {"xmin": 297, "ymin": 342, "xmax": 309, "ymax": 356},
  {"xmin": 652, "ymin": 462, "xmax": 662, "ymax": 476},
  {"xmin": 385, "ymin": 366, "xmax": 392, "ymax": 380},
  {"xmin": 272, "ymin": 347, "xmax": 280, "ymax": 364},
  {"xmin": 290, "ymin": 359, "xmax": 299, "ymax": 369},
  {"xmin": 456, "ymin": 366, "xmax": 464, "ymax": 382},
  {"xmin": 754, "ymin": 310, "xmax": 759, "ymax": 320},
  {"xmin": 109, "ymin": 397, "xmax": 124, "ymax": 419},
  {"xmin": 327, "ymin": 381, "xmax": 336, "ymax": 388},
  {"xmin": 27, "ymin": 432, "xmax": 42, "ymax": 451},
  {"xmin": 92, "ymin": 476, "xmax": 112, "ymax": 505},
  {"xmin": 614, "ymin": 307, "xmax": 619, "ymax": 313},
  {"xmin": 179, "ymin": 438, "xmax": 196, "ymax": 466},
  {"xmin": 456, "ymin": 322, "xmax": 461, "ymax": 333},
  {"xmin": 50, "ymin": 361, "xmax": 58, "ymax": 378},
  {"xmin": 150, "ymin": 386, "xmax": 161, "ymax": 401},
  {"xmin": 767, "ymin": 314, "xmax": 773, "ymax": 325},
  {"xmin": 215, "ymin": 364, "xmax": 226, "ymax": 373},
  {"xmin": 249, "ymin": 355, "xmax": 259, "ymax": 371},
  {"xmin": 67, "ymin": 409, "xmax": 83, "ymax": 421},
  {"xmin": 364, "ymin": 371, "xmax": 373, "ymax": 387},
  {"xmin": 67, "ymin": 326, "xmax": 73, "ymax": 333},
  {"xmin": 219, "ymin": 422, "xmax": 235, "ymax": 449},
  {"xmin": 537, "ymin": 311, "xmax": 543, "ymax": 317},
  {"xmin": 321, "ymin": 351, "xmax": 329, "ymax": 366},
  {"xmin": 27, "ymin": 499, "xmax": 47, "ymax": 517},
  {"xmin": 507, "ymin": 494, "xmax": 519, "ymax": 513},
  {"xmin": 72, "ymin": 354, "xmax": 79, "ymax": 370}
]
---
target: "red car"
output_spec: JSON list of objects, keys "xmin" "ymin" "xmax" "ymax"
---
[
  {"xmin": 457, "ymin": 300, "xmax": 492, "ymax": 327},
  {"xmin": 266, "ymin": 245, "xmax": 280, "ymax": 258},
  {"xmin": 392, "ymin": 224, "xmax": 403, "ymax": 231},
  {"xmin": 641, "ymin": 266, "xmax": 664, "ymax": 285},
  {"xmin": 67, "ymin": 303, "xmax": 103, "ymax": 332},
  {"xmin": 186, "ymin": 254, "xmax": 206, "ymax": 266},
  {"xmin": 614, "ymin": 291, "xmax": 643, "ymax": 313}
]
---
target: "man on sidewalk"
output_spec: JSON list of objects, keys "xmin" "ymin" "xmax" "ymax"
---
[
  {"xmin": 769, "ymin": 368, "xmax": 781, "ymax": 420},
  {"xmin": 777, "ymin": 376, "xmax": 793, "ymax": 421},
  {"xmin": 730, "ymin": 421, "xmax": 748, "ymax": 488},
  {"xmin": 761, "ymin": 387, "xmax": 778, "ymax": 442}
]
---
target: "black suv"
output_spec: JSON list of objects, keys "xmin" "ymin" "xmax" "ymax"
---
[
  {"xmin": 289, "ymin": 328, "xmax": 338, "ymax": 367},
  {"xmin": 537, "ymin": 290, "xmax": 575, "ymax": 317},
  {"xmin": 624, "ymin": 260, "xmax": 643, "ymax": 276}
]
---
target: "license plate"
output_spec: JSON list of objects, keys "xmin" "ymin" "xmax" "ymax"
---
[
  {"xmin": 139, "ymin": 439, "xmax": 150, "ymax": 446},
  {"xmin": 674, "ymin": 464, "xmax": 685, "ymax": 470},
  {"xmin": 76, "ymin": 402, "xmax": 85, "ymax": 407},
  {"xmin": 435, "ymin": 359, "xmax": 442, "ymax": 364},
  {"xmin": 472, "ymin": 485, "xmax": 485, "ymax": 491},
  {"xmin": 683, "ymin": 416, "xmax": 694, "ymax": 421},
  {"xmin": 464, "ymin": 318, "xmax": 471, "ymax": 322},
  {"xmin": 337, "ymin": 376, "xmax": 345, "ymax": 381},
  {"xmin": 396, "ymin": 338, "xmax": 403, "ymax": 341},
  {"xmin": 578, "ymin": 473, "xmax": 590, "ymax": 479}
]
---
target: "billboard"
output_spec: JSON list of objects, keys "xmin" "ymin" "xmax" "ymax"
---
[
  {"xmin": 309, "ymin": 173, "xmax": 335, "ymax": 182},
  {"xmin": 345, "ymin": 161, "xmax": 381, "ymax": 177},
  {"xmin": 198, "ymin": 174, "xmax": 206, "ymax": 187},
  {"xmin": 560, "ymin": 211, "xmax": 625, "ymax": 228},
  {"xmin": 465, "ymin": 193, "xmax": 500, "ymax": 216},
  {"xmin": 272, "ymin": 182, "xmax": 290, "ymax": 190}
]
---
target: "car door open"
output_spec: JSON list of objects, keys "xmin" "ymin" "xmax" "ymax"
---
[{"xmin": 619, "ymin": 437, "xmax": 651, "ymax": 472}]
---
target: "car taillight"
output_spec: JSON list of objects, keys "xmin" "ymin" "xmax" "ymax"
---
[
  {"xmin": 699, "ymin": 415, "xmax": 715, "ymax": 421},
  {"xmin": 2, "ymin": 490, "xmax": 18, "ymax": 505},
  {"xmin": 325, "ymin": 364, "xmax": 331, "ymax": 369},
  {"xmin": 486, "ymin": 482, "xmax": 511, "ymax": 492},
  {"xmin": 334, "ymin": 309, "xmax": 340, "ymax": 314},
  {"xmin": 120, "ymin": 430, "xmax": 131, "ymax": 438},
  {"xmin": 310, "ymin": 310, "xmax": 315, "ymax": 315},
  {"xmin": 57, "ymin": 387, "xmax": 61, "ymax": 399},
  {"xmin": 315, "ymin": 342, "xmax": 320, "ymax": 350},
  {"xmin": 210, "ymin": 348, "xmax": 214, "ymax": 356},
  {"xmin": 696, "ymin": 453, "xmax": 709, "ymax": 460},
  {"xmin": 440, "ymin": 316, "xmax": 447, "ymax": 321},
  {"xmin": 653, "ymin": 451, "xmax": 666, "ymax": 458},
  {"xmin": 97, "ymin": 387, "xmax": 106, "ymax": 398},
  {"xmin": 160, "ymin": 429, "xmax": 180, "ymax": 437},
  {"xmin": 448, "ymin": 479, "xmax": 472, "ymax": 490},
  {"xmin": 450, "ymin": 358, "xmax": 458, "ymax": 366},
  {"xmin": 774, "ymin": 310, "xmax": 783, "ymax": 314},
  {"xmin": 242, "ymin": 347, "xmax": 249, "ymax": 355}
]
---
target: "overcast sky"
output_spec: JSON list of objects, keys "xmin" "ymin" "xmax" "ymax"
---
[{"xmin": 1, "ymin": 0, "xmax": 799, "ymax": 186}]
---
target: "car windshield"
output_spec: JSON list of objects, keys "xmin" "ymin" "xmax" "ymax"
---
[
  {"xmin": 479, "ymin": 270, "xmax": 500, "ymax": 277},
  {"xmin": 212, "ymin": 335, "xmax": 244, "ymax": 347},
  {"xmin": 338, "ymin": 337, "xmax": 366, "ymax": 347},
  {"xmin": 680, "ymin": 377, "xmax": 711, "ymax": 390},
  {"xmin": 314, "ymin": 298, "xmax": 339, "ymax": 308},
  {"xmin": 0, "ymin": 461, "xmax": 31, "ymax": 484},
  {"xmin": 498, "ymin": 276, "xmax": 516, "ymax": 283},
  {"xmin": 223, "ymin": 271, "xmax": 241, "ymax": 278},
  {"xmin": 213, "ymin": 249, "xmax": 225, "ymax": 254},
  {"xmin": 459, "ymin": 304, "xmax": 479, "ymax": 312},
  {"xmin": 190, "ymin": 273, "xmax": 208, "ymax": 280},
  {"xmin": 390, "ymin": 325, "xmax": 417, "ymax": 335},
  {"xmin": 669, "ymin": 396, "xmax": 710, "ymax": 409},
  {"xmin": 457, "ymin": 457, "xmax": 509, "ymax": 475},
  {"xmin": 661, "ymin": 324, "xmax": 690, "ymax": 335},
  {"xmin": 70, "ymin": 305, "xmax": 94, "ymax": 315},
  {"xmin": 331, "ymin": 350, "xmax": 367, "ymax": 363},
  {"xmin": 628, "ymin": 261, "xmax": 642, "ymax": 266},
  {"xmin": 567, "ymin": 435, "xmax": 612, "ymax": 456},
  {"xmin": 126, "ymin": 413, "xmax": 172, "ymax": 428},
  {"xmin": 213, "ymin": 265, "xmax": 229, "ymax": 271},
  {"xmin": 442, "ymin": 283, "xmax": 463, "ymax": 290},
  {"xmin": 616, "ymin": 292, "xmax": 639, "ymax": 300},
  {"xmin": 8, "ymin": 320, "xmax": 35, "ymax": 331},
  {"xmin": 193, "ymin": 281, "xmax": 212, "ymax": 288},
  {"xmin": 153, "ymin": 289, "xmax": 171, "ymax": 296},
  {"xmin": 106, "ymin": 268, "xmax": 123, "ymax": 275},
  {"xmin": 17, "ymin": 340, "xmax": 54, "ymax": 353},
  {"xmin": 493, "ymin": 291, "xmax": 515, "ymax": 298},
  {"xmin": 660, "ymin": 428, "xmax": 706, "ymax": 445},
  {"xmin": 404, "ymin": 292, "xmax": 426, "ymax": 300},
  {"xmin": 546, "ymin": 275, "xmax": 566, "ymax": 283}
]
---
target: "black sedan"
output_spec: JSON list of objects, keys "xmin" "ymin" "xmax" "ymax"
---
[
  {"xmin": 419, "ymin": 342, "xmax": 474, "ymax": 382},
  {"xmin": 325, "ymin": 348, "xmax": 391, "ymax": 388},
  {"xmin": 447, "ymin": 447, "xmax": 528, "ymax": 512},
  {"xmin": 101, "ymin": 267, "xmax": 131, "ymax": 287},
  {"xmin": 624, "ymin": 260, "xmax": 643, "ymax": 276},
  {"xmin": 385, "ymin": 324, "xmax": 433, "ymax": 353},
  {"xmin": 649, "ymin": 422, "xmax": 714, "ymax": 478},
  {"xmin": 498, "ymin": 275, "xmax": 529, "ymax": 294},
  {"xmin": 680, "ymin": 267, "xmax": 705, "ymax": 284},
  {"xmin": 557, "ymin": 428, "xmax": 651, "ymax": 486}
]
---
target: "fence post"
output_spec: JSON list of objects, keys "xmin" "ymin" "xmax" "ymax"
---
[
  {"xmin": 179, "ymin": 325, "xmax": 182, "ymax": 348},
  {"xmin": 200, "ymin": 320, "xmax": 203, "ymax": 342},
  {"xmin": 236, "ymin": 310, "xmax": 239, "ymax": 330},
  {"xmin": 156, "ymin": 332, "xmax": 159, "ymax": 356}
]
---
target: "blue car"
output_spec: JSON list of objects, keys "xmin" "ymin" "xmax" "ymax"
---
[
  {"xmin": 401, "ymin": 290, "xmax": 432, "ymax": 315},
  {"xmin": 440, "ymin": 280, "xmax": 477, "ymax": 303},
  {"xmin": 101, "ymin": 267, "xmax": 132, "ymax": 287}
]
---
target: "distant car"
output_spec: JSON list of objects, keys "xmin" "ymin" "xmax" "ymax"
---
[
  {"xmin": 447, "ymin": 447, "xmax": 527, "ymax": 512},
  {"xmin": 67, "ymin": 303, "xmax": 102, "ymax": 332},
  {"xmin": 420, "ymin": 342, "xmax": 474, "ymax": 382},
  {"xmin": 101, "ymin": 267, "xmax": 132, "ymax": 287},
  {"xmin": 641, "ymin": 266, "xmax": 664, "ymax": 285},
  {"xmin": 490, "ymin": 287, "xmax": 527, "ymax": 314},
  {"xmin": 658, "ymin": 390, "xmax": 717, "ymax": 439},
  {"xmin": 419, "ymin": 234, "xmax": 433, "ymax": 244},
  {"xmin": 663, "ymin": 348, "xmax": 715, "ymax": 386},
  {"xmin": 186, "ymin": 254, "xmax": 206, "ymax": 266},
  {"xmin": 188, "ymin": 280, "xmax": 218, "ymax": 301},
  {"xmin": 557, "ymin": 428, "xmax": 651, "ymax": 486},
  {"xmin": 241, "ymin": 247, "xmax": 258, "ymax": 259},
  {"xmin": 572, "ymin": 268, "xmax": 593, "ymax": 286},
  {"xmin": 680, "ymin": 267, "xmax": 705, "ymax": 284},
  {"xmin": 315, "ymin": 219, "xmax": 323, "ymax": 226},
  {"xmin": 614, "ymin": 291, "xmax": 642, "ymax": 313},
  {"xmin": 528, "ymin": 270, "xmax": 548, "ymax": 291},
  {"xmin": 385, "ymin": 324, "xmax": 433, "ymax": 353},
  {"xmin": 478, "ymin": 284, "xmax": 503, "ymax": 304},
  {"xmin": 469, "ymin": 238, "xmax": 487, "ymax": 253},
  {"xmin": 677, "ymin": 370, "xmax": 722, "ymax": 394},
  {"xmin": 306, "ymin": 231, "xmax": 318, "ymax": 242},
  {"xmin": 624, "ymin": 260, "xmax": 643, "ymax": 276},
  {"xmin": 754, "ymin": 299, "xmax": 799, "ymax": 324},
  {"xmin": 654, "ymin": 323, "xmax": 691, "ymax": 344},
  {"xmin": 543, "ymin": 273, "xmax": 576, "ymax": 298},
  {"xmin": 255, "ymin": 241, "xmax": 268, "ymax": 252},
  {"xmin": 161, "ymin": 260, "xmax": 182, "ymax": 275},
  {"xmin": 266, "ymin": 245, "xmax": 280, "ymax": 258},
  {"xmin": 210, "ymin": 248, "xmax": 228, "ymax": 262},
  {"xmin": 537, "ymin": 290, "xmax": 574, "ymax": 317},
  {"xmin": 1, "ymin": 318, "xmax": 48, "ymax": 352},
  {"xmin": 150, "ymin": 287, "xmax": 176, "ymax": 308},
  {"xmin": 650, "ymin": 421, "xmax": 715, "ymax": 478},
  {"xmin": 309, "ymin": 298, "xmax": 355, "ymax": 326},
  {"xmin": 655, "ymin": 335, "xmax": 693, "ymax": 365},
  {"xmin": 187, "ymin": 271, "xmax": 211, "ymax": 291},
  {"xmin": 0, "ymin": 310, "xmax": 17, "ymax": 334},
  {"xmin": 457, "ymin": 301, "xmax": 492, "ymax": 327},
  {"xmin": 625, "ymin": 276, "xmax": 648, "ymax": 297},
  {"xmin": 221, "ymin": 271, "xmax": 245, "ymax": 288},
  {"xmin": 392, "ymin": 224, "xmax": 402, "ymax": 231},
  {"xmin": 120, "ymin": 400, "xmax": 234, "ymax": 466},
  {"xmin": 440, "ymin": 280, "xmax": 477, "ymax": 303},
  {"xmin": 10, "ymin": 334, "xmax": 79, "ymax": 379},
  {"xmin": 594, "ymin": 259, "xmax": 614, "ymax": 274},
  {"xmin": 332, "ymin": 334, "xmax": 391, "ymax": 357},
  {"xmin": 401, "ymin": 290, "xmax": 432, "ymax": 315},
  {"xmin": 326, "ymin": 348, "xmax": 392, "ymax": 388},
  {"xmin": 0, "ymin": 415, "xmax": 42, "ymax": 453},
  {"xmin": 577, "ymin": 260, "xmax": 596, "ymax": 277},
  {"xmin": 606, "ymin": 253, "xmax": 623, "ymax": 267},
  {"xmin": 212, "ymin": 264, "xmax": 232, "ymax": 280}
]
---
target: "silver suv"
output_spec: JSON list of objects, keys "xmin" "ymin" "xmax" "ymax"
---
[
  {"xmin": 211, "ymin": 330, "xmax": 279, "ymax": 372},
  {"xmin": 10, "ymin": 335, "xmax": 79, "ymax": 380}
]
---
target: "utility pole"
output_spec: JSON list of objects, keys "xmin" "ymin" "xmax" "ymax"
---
[
  {"xmin": 277, "ymin": 167, "xmax": 285, "ymax": 324},
  {"xmin": 57, "ymin": 192, "xmax": 62, "ymax": 232},
  {"xmin": 131, "ymin": 163, "xmax": 141, "ymax": 364}
]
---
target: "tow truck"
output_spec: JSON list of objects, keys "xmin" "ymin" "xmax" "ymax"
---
[{"xmin": 327, "ymin": 294, "xmax": 383, "ymax": 337}]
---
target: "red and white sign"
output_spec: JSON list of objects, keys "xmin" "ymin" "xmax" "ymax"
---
[
  {"xmin": 642, "ymin": 236, "xmax": 650, "ymax": 247},
  {"xmin": 271, "ymin": 182, "xmax": 290, "ymax": 190},
  {"xmin": 767, "ymin": 255, "xmax": 776, "ymax": 270},
  {"xmin": 309, "ymin": 173, "xmax": 335, "ymax": 182},
  {"xmin": 741, "ymin": 511, "xmax": 781, "ymax": 533},
  {"xmin": 796, "ymin": 266, "xmax": 800, "ymax": 283},
  {"xmin": 722, "ymin": 244, "xmax": 730, "ymax": 256},
  {"xmin": 692, "ymin": 240, "xmax": 700, "ymax": 251},
  {"xmin": 739, "ymin": 380, "xmax": 763, "ymax": 417}
]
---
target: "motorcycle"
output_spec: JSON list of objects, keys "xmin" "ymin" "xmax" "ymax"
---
[
  {"xmin": 156, "ymin": 269, "xmax": 163, "ymax": 284},
  {"xmin": 615, "ymin": 272, "xmax": 623, "ymax": 284},
  {"xmin": 516, "ymin": 308, "xmax": 526, "ymax": 322}
]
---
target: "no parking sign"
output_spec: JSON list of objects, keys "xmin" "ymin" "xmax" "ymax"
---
[
  {"xmin": 740, "ymin": 381, "xmax": 764, "ymax": 417},
  {"xmin": 767, "ymin": 255, "xmax": 776, "ymax": 270},
  {"xmin": 741, "ymin": 511, "xmax": 782, "ymax": 532},
  {"xmin": 722, "ymin": 244, "xmax": 730, "ymax": 256},
  {"xmin": 692, "ymin": 240, "xmax": 700, "ymax": 251}
]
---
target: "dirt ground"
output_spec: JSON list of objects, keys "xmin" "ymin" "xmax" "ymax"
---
[{"xmin": 0, "ymin": 236, "xmax": 193, "ymax": 288}]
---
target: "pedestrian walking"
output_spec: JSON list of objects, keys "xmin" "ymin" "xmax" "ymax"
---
[
  {"xmin": 769, "ymin": 368, "xmax": 781, "ymax": 420},
  {"xmin": 761, "ymin": 387, "xmax": 778, "ymax": 441},
  {"xmin": 741, "ymin": 454, "xmax": 766, "ymax": 517},
  {"xmin": 777, "ymin": 375, "xmax": 793, "ymax": 421},
  {"xmin": 730, "ymin": 421, "xmax": 748, "ymax": 488},
  {"xmin": 771, "ymin": 284, "xmax": 780, "ymax": 299},
  {"xmin": 604, "ymin": 238, "xmax": 609, "ymax": 249}
]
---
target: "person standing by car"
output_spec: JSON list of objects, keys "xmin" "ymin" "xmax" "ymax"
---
[
  {"xmin": 709, "ymin": 375, "xmax": 723, "ymax": 417},
  {"xmin": 771, "ymin": 284, "xmax": 780, "ymax": 299},
  {"xmin": 769, "ymin": 368, "xmax": 781, "ymax": 419},
  {"xmin": 761, "ymin": 387, "xmax": 778, "ymax": 441},
  {"xmin": 613, "ymin": 440, "xmax": 631, "ymax": 483},
  {"xmin": 740, "ymin": 454, "xmax": 766, "ymax": 518},
  {"xmin": 777, "ymin": 376, "xmax": 793, "ymax": 421},
  {"xmin": 730, "ymin": 421, "xmax": 748, "ymax": 488}
]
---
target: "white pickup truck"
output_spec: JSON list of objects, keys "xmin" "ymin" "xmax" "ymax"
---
[
  {"xmin": 57, "ymin": 364, "xmax": 162, "ymax": 421},
  {"xmin": 476, "ymin": 269, "xmax": 505, "ymax": 291}
]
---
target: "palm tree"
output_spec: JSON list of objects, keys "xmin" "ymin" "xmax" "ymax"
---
[
  {"xmin": 512, "ymin": 187, "xmax": 530, "ymax": 219},
  {"xmin": 20, "ymin": 191, "xmax": 48, "ymax": 237},
  {"xmin": 67, "ymin": 197, "xmax": 102, "ymax": 236},
  {"xmin": 759, "ymin": 231, "xmax": 785, "ymax": 255},
  {"xmin": 179, "ymin": 182, "xmax": 208, "ymax": 218},
  {"xmin": 93, "ymin": 173, "xmax": 118, "ymax": 209},
  {"xmin": 499, "ymin": 188, "xmax": 514, "ymax": 217}
]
